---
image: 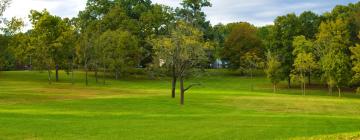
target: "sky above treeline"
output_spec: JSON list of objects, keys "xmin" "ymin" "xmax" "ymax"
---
[{"xmin": 3, "ymin": 0, "xmax": 359, "ymax": 29}]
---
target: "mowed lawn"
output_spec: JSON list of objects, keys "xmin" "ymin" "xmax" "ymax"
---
[{"xmin": 1, "ymin": 70, "xmax": 360, "ymax": 140}]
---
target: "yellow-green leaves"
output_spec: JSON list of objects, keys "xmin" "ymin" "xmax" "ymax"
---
[{"xmin": 316, "ymin": 19, "xmax": 351, "ymax": 95}]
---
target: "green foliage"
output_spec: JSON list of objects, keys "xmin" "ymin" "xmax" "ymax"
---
[
  {"xmin": 152, "ymin": 21, "xmax": 207, "ymax": 76},
  {"xmin": 265, "ymin": 52, "xmax": 282, "ymax": 92},
  {"xmin": 291, "ymin": 36, "xmax": 317, "ymax": 95},
  {"xmin": 317, "ymin": 19, "xmax": 352, "ymax": 96},
  {"xmin": 222, "ymin": 22, "xmax": 264, "ymax": 70},
  {"xmin": 0, "ymin": 17, "xmax": 24, "ymax": 70},
  {"xmin": 298, "ymin": 11, "xmax": 321, "ymax": 40},
  {"xmin": 1, "ymin": 17, "xmax": 24, "ymax": 36},
  {"xmin": 0, "ymin": 0, "xmax": 10, "ymax": 19},
  {"xmin": 351, "ymin": 32, "xmax": 360, "ymax": 86},
  {"xmin": 269, "ymin": 13, "xmax": 301, "ymax": 86},
  {"xmin": 29, "ymin": 9, "xmax": 76, "ymax": 83},
  {"xmin": 97, "ymin": 30, "xmax": 141, "ymax": 78},
  {"xmin": 152, "ymin": 21, "xmax": 207, "ymax": 104}
]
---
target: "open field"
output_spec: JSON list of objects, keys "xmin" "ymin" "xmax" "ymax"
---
[{"xmin": 1, "ymin": 70, "xmax": 360, "ymax": 139}]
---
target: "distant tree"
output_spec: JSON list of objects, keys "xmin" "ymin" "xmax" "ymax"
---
[
  {"xmin": 265, "ymin": 52, "xmax": 282, "ymax": 93},
  {"xmin": 350, "ymin": 32, "xmax": 360, "ymax": 92},
  {"xmin": 2, "ymin": 17, "xmax": 24, "ymax": 36},
  {"xmin": 257, "ymin": 25, "xmax": 273, "ymax": 49},
  {"xmin": 243, "ymin": 51, "xmax": 264, "ymax": 91},
  {"xmin": 76, "ymin": 26, "xmax": 94, "ymax": 86},
  {"xmin": 291, "ymin": 36, "xmax": 317, "ymax": 95},
  {"xmin": 29, "ymin": 9, "xmax": 74, "ymax": 84},
  {"xmin": 323, "ymin": 2, "xmax": 360, "ymax": 45},
  {"xmin": 176, "ymin": 0, "xmax": 212, "ymax": 41},
  {"xmin": 269, "ymin": 13, "xmax": 301, "ymax": 88},
  {"xmin": 211, "ymin": 24, "xmax": 226, "ymax": 55},
  {"xmin": 0, "ymin": 0, "xmax": 11, "ymax": 71},
  {"xmin": 222, "ymin": 22, "xmax": 264, "ymax": 70},
  {"xmin": 98, "ymin": 30, "xmax": 141, "ymax": 83},
  {"xmin": 0, "ymin": 17, "xmax": 24, "ymax": 71},
  {"xmin": 298, "ymin": 11, "xmax": 321, "ymax": 40},
  {"xmin": 152, "ymin": 21, "xmax": 207, "ymax": 105},
  {"xmin": 0, "ymin": 0, "xmax": 10, "ymax": 22},
  {"xmin": 317, "ymin": 19, "xmax": 352, "ymax": 97}
]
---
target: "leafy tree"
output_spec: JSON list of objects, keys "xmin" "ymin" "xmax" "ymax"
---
[
  {"xmin": 317, "ymin": 19, "xmax": 352, "ymax": 97},
  {"xmin": 291, "ymin": 36, "xmax": 317, "ymax": 95},
  {"xmin": 298, "ymin": 11, "xmax": 321, "ymax": 40},
  {"xmin": 269, "ymin": 13, "xmax": 301, "ymax": 88},
  {"xmin": 77, "ymin": 0, "xmax": 118, "ymax": 85},
  {"xmin": 152, "ymin": 21, "xmax": 207, "ymax": 105},
  {"xmin": 0, "ymin": 0, "xmax": 10, "ymax": 22},
  {"xmin": 2, "ymin": 17, "xmax": 24, "ymax": 36},
  {"xmin": 222, "ymin": 22, "xmax": 263, "ymax": 70},
  {"xmin": 98, "ymin": 30, "xmax": 141, "ymax": 83},
  {"xmin": 0, "ymin": 17, "xmax": 24, "ymax": 70},
  {"xmin": 265, "ymin": 52, "xmax": 282, "ymax": 93},
  {"xmin": 76, "ymin": 25, "xmax": 94, "ymax": 86},
  {"xmin": 29, "ymin": 9, "xmax": 74, "ymax": 84},
  {"xmin": 0, "ymin": 0, "xmax": 11, "ymax": 71},
  {"xmin": 177, "ymin": 0, "xmax": 211, "ymax": 26},
  {"xmin": 243, "ymin": 51, "xmax": 264, "ymax": 91},
  {"xmin": 323, "ymin": 2, "xmax": 360, "ymax": 45},
  {"xmin": 350, "ymin": 32, "xmax": 360, "ymax": 92},
  {"xmin": 257, "ymin": 25, "xmax": 273, "ymax": 48}
]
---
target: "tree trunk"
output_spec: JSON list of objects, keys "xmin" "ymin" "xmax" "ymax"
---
[
  {"xmin": 95, "ymin": 62, "xmax": 98, "ymax": 83},
  {"xmin": 103, "ymin": 64, "xmax": 106, "ymax": 85},
  {"xmin": 47, "ymin": 65, "xmax": 52, "ymax": 85},
  {"xmin": 308, "ymin": 71, "xmax": 311, "ymax": 86},
  {"xmin": 71, "ymin": 57, "xmax": 74, "ymax": 85},
  {"xmin": 180, "ymin": 76, "xmax": 185, "ymax": 105},
  {"xmin": 300, "ymin": 78, "xmax": 303, "ymax": 95},
  {"xmin": 55, "ymin": 64, "xmax": 59, "ymax": 82},
  {"xmin": 71, "ymin": 66, "xmax": 74, "ymax": 85},
  {"xmin": 337, "ymin": 86, "xmax": 341, "ymax": 97},
  {"xmin": 85, "ymin": 61, "xmax": 88, "ymax": 86},
  {"xmin": 303, "ymin": 81, "xmax": 306, "ymax": 96},
  {"xmin": 273, "ymin": 83, "xmax": 276, "ymax": 93},
  {"xmin": 29, "ymin": 56, "xmax": 32, "ymax": 71},
  {"xmin": 115, "ymin": 69, "xmax": 119, "ymax": 80},
  {"xmin": 287, "ymin": 77, "xmax": 291, "ymax": 88},
  {"xmin": 250, "ymin": 68, "xmax": 253, "ymax": 91},
  {"xmin": 171, "ymin": 66, "xmax": 177, "ymax": 98},
  {"xmin": 328, "ymin": 85, "xmax": 332, "ymax": 95}
]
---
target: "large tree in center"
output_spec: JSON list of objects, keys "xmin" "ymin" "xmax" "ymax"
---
[{"xmin": 152, "ymin": 21, "xmax": 207, "ymax": 105}]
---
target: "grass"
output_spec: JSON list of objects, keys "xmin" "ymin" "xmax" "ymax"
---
[{"xmin": 1, "ymin": 70, "xmax": 360, "ymax": 139}]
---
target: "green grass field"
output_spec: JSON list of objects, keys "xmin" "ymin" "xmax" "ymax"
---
[{"xmin": 1, "ymin": 70, "xmax": 360, "ymax": 140}]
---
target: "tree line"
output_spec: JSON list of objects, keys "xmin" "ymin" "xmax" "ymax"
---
[{"xmin": 0, "ymin": 0, "xmax": 360, "ymax": 104}]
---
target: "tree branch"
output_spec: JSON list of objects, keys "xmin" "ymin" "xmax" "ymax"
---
[{"xmin": 184, "ymin": 83, "xmax": 202, "ymax": 92}]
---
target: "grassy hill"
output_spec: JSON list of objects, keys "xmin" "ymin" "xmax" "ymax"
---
[{"xmin": 0, "ymin": 70, "xmax": 360, "ymax": 139}]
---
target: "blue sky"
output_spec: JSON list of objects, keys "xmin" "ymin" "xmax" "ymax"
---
[{"xmin": 3, "ymin": 0, "xmax": 359, "ymax": 28}]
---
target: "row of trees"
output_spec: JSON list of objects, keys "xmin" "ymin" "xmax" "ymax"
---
[
  {"xmin": 1, "ymin": 0, "xmax": 360, "ymax": 102},
  {"xmin": 198, "ymin": 2, "xmax": 360, "ymax": 96},
  {"xmin": 267, "ymin": 4, "xmax": 360, "ymax": 97},
  {"xmin": 0, "ymin": 0, "xmax": 212, "ymax": 105}
]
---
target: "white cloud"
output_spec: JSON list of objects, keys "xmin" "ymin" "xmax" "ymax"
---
[{"xmin": 3, "ymin": 0, "xmax": 86, "ymax": 30}]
